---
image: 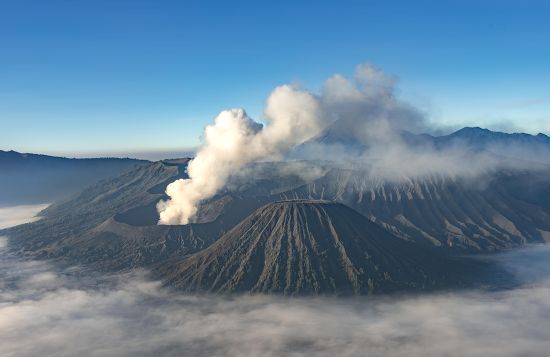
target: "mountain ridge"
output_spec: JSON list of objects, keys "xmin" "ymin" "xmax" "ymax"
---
[
  {"xmin": 0, "ymin": 150, "xmax": 150, "ymax": 205},
  {"xmin": 295, "ymin": 125, "xmax": 550, "ymax": 162}
]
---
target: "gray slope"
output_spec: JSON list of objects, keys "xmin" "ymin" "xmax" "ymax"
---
[
  {"xmin": 2, "ymin": 159, "xmax": 223, "ymax": 270},
  {"xmin": 276, "ymin": 169, "xmax": 550, "ymax": 251}
]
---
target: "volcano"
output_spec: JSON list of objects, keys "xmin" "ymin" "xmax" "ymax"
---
[{"xmin": 158, "ymin": 200, "xmax": 482, "ymax": 295}]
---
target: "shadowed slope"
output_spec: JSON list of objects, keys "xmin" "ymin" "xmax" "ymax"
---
[
  {"xmin": 159, "ymin": 200, "xmax": 482, "ymax": 295},
  {"xmin": 0, "ymin": 150, "xmax": 149, "ymax": 205}
]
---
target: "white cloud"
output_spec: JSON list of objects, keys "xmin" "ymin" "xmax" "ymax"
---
[
  {"xmin": 157, "ymin": 85, "xmax": 324, "ymax": 224},
  {"xmin": 157, "ymin": 63, "xmax": 428, "ymax": 224},
  {"xmin": 0, "ymin": 204, "xmax": 49, "ymax": 229},
  {"xmin": 2, "ymin": 239, "xmax": 550, "ymax": 357}
]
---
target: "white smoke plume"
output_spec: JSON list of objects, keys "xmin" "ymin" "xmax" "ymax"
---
[
  {"xmin": 157, "ymin": 85, "xmax": 324, "ymax": 224},
  {"xmin": 157, "ymin": 64, "xmax": 448, "ymax": 224},
  {"xmin": 158, "ymin": 63, "xmax": 550, "ymax": 224},
  {"xmin": 157, "ymin": 63, "xmax": 430, "ymax": 224}
]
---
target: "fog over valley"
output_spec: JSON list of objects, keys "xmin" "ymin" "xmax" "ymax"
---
[
  {"xmin": 1, "ymin": 207, "xmax": 550, "ymax": 357},
  {"xmin": 0, "ymin": 204, "xmax": 49, "ymax": 230}
]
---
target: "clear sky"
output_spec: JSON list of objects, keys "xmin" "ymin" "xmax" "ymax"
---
[{"xmin": 1, "ymin": 0, "xmax": 549, "ymax": 158}]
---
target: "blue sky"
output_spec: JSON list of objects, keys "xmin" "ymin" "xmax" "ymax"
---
[{"xmin": 1, "ymin": 0, "xmax": 549, "ymax": 158}]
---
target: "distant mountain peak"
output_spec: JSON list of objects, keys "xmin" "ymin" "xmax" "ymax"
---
[
  {"xmin": 445, "ymin": 126, "xmax": 550, "ymax": 145},
  {"xmin": 458, "ymin": 126, "xmax": 489, "ymax": 131}
]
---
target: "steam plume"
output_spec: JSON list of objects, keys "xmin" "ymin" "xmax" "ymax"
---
[
  {"xmin": 158, "ymin": 64, "xmax": 428, "ymax": 224},
  {"xmin": 158, "ymin": 85, "xmax": 323, "ymax": 224}
]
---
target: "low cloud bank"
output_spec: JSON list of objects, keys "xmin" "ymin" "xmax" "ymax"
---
[
  {"xmin": 0, "ymin": 204, "xmax": 48, "ymax": 229},
  {"xmin": 2, "ymin": 234, "xmax": 550, "ymax": 356}
]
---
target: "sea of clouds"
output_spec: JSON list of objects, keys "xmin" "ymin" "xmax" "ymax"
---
[
  {"xmin": 2, "ymin": 205, "xmax": 550, "ymax": 357},
  {"xmin": 0, "ymin": 204, "xmax": 49, "ymax": 230}
]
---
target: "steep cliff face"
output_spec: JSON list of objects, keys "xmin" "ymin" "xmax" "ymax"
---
[{"xmin": 159, "ymin": 200, "xmax": 482, "ymax": 295}]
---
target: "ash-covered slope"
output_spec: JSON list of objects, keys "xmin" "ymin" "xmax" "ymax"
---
[
  {"xmin": 158, "ymin": 200, "xmax": 481, "ymax": 295},
  {"xmin": 1, "ymin": 159, "xmax": 222, "ymax": 270},
  {"xmin": 278, "ymin": 169, "xmax": 550, "ymax": 251}
]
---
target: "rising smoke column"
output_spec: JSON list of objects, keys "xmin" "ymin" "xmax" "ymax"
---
[
  {"xmin": 158, "ymin": 64, "xmax": 430, "ymax": 224},
  {"xmin": 157, "ymin": 85, "xmax": 324, "ymax": 224}
]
